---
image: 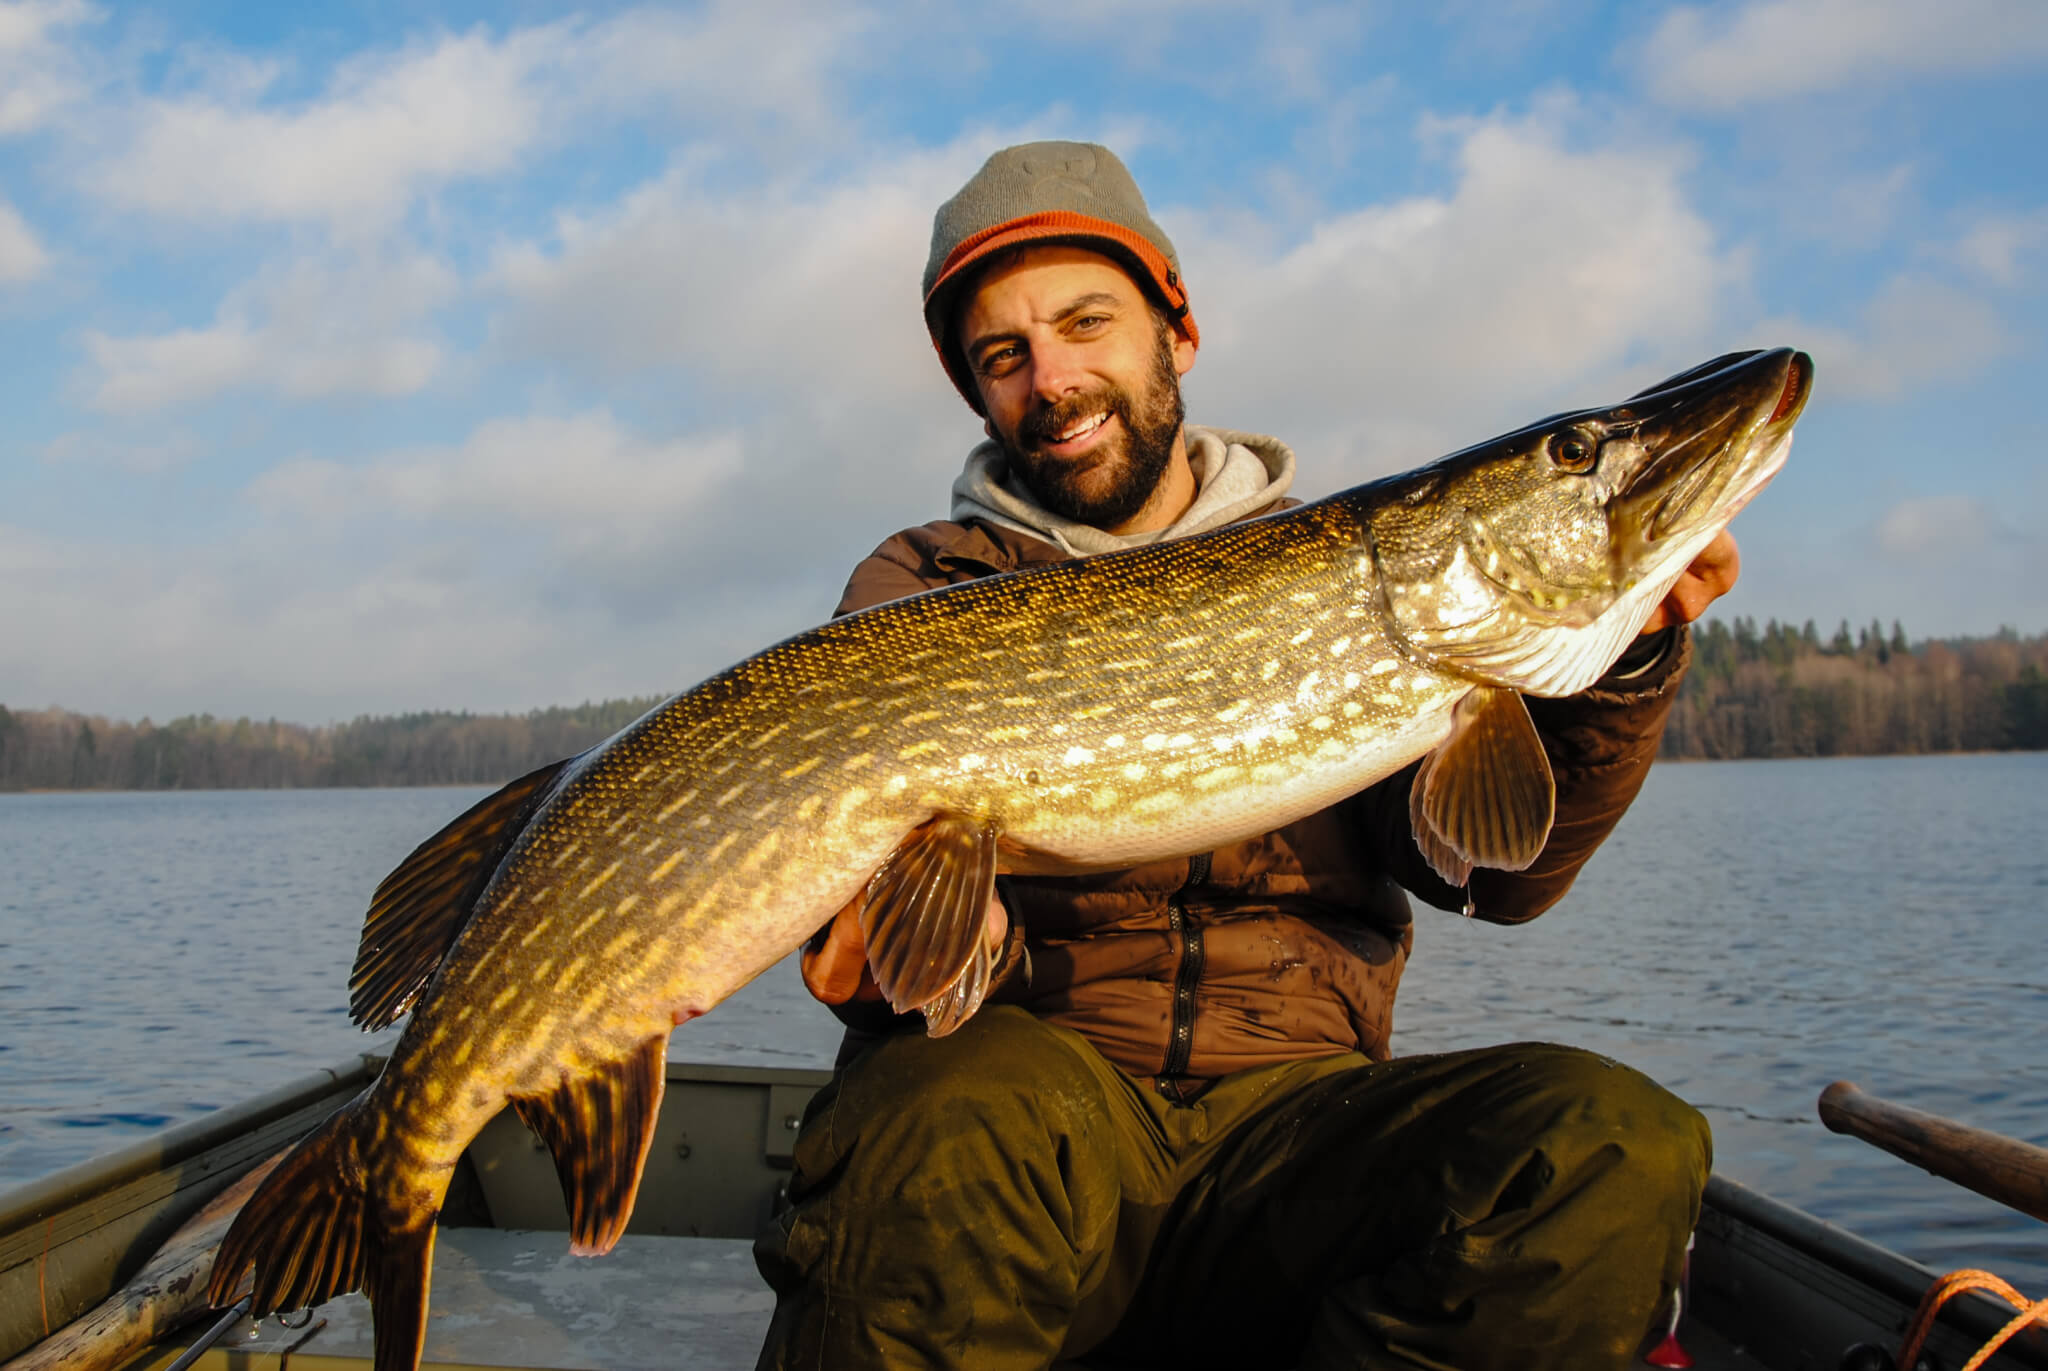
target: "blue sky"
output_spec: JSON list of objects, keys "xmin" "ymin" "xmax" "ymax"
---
[{"xmin": 3, "ymin": 0, "xmax": 2044, "ymax": 722}]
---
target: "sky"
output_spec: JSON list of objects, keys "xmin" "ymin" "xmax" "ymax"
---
[{"xmin": 2, "ymin": 0, "xmax": 2044, "ymax": 724}]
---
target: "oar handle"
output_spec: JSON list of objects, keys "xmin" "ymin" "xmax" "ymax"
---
[{"xmin": 1819, "ymin": 1080, "xmax": 2048, "ymax": 1224}]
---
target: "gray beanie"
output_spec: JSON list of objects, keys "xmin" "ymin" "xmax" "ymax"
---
[{"xmin": 923, "ymin": 141, "xmax": 1197, "ymax": 411}]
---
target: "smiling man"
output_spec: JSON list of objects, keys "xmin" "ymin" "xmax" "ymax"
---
[{"xmin": 753, "ymin": 143, "xmax": 1731, "ymax": 1371}]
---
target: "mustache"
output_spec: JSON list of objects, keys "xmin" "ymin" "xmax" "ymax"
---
[{"xmin": 1017, "ymin": 386, "xmax": 1132, "ymax": 450}]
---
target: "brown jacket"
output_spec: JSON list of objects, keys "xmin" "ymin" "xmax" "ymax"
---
[{"xmin": 831, "ymin": 515, "xmax": 1688, "ymax": 1092}]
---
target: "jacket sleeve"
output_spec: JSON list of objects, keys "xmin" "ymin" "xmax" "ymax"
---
[{"xmin": 1345, "ymin": 627, "xmax": 1691, "ymax": 924}]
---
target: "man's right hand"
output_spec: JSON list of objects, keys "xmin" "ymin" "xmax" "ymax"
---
[{"xmin": 800, "ymin": 887, "xmax": 1009, "ymax": 1006}]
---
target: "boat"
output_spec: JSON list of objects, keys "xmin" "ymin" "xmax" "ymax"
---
[{"xmin": 2, "ymin": 1051, "xmax": 2043, "ymax": 1370}]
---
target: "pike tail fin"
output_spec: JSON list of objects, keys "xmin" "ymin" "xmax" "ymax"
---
[{"xmin": 207, "ymin": 1098, "xmax": 440, "ymax": 1371}]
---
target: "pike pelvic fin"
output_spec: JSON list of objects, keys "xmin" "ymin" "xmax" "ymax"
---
[
  {"xmin": 511, "ymin": 1034, "xmax": 669, "ymax": 1256},
  {"xmin": 350, "ymin": 755, "xmax": 576, "ymax": 1030},
  {"xmin": 207, "ymin": 1098, "xmax": 439, "ymax": 1371},
  {"xmin": 1408, "ymin": 686, "xmax": 1556, "ymax": 887},
  {"xmin": 860, "ymin": 812, "xmax": 1000, "ymax": 1032}
]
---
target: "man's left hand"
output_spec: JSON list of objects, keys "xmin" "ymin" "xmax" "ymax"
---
[{"xmin": 1639, "ymin": 529, "xmax": 1739, "ymax": 633}]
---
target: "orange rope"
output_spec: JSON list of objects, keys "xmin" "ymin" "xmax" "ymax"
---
[{"xmin": 1896, "ymin": 1268, "xmax": 2048, "ymax": 1371}]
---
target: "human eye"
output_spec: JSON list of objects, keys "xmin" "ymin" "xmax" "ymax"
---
[{"xmin": 975, "ymin": 342, "xmax": 1023, "ymax": 377}]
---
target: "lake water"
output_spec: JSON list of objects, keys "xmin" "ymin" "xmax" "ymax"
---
[{"xmin": 2, "ymin": 754, "xmax": 2043, "ymax": 1288}]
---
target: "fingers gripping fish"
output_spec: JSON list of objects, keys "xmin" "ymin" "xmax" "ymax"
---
[{"xmin": 208, "ymin": 348, "xmax": 1813, "ymax": 1370}]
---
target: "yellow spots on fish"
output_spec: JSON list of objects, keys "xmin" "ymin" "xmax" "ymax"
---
[
  {"xmin": 1186, "ymin": 667, "xmax": 1216, "ymax": 683},
  {"xmin": 1072, "ymin": 702, "xmax": 1116, "ymax": 720},
  {"xmin": 986, "ymin": 724, "xmax": 1031, "ymax": 744},
  {"xmin": 1289, "ymin": 628, "xmax": 1314, "ymax": 647},
  {"xmin": 795, "ymin": 794, "xmax": 823, "ymax": 821},
  {"xmin": 425, "ymin": 1025, "xmax": 451, "ymax": 1050},
  {"xmin": 548, "ymin": 840, "xmax": 583, "ymax": 870},
  {"xmin": 827, "ymin": 696, "xmax": 871, "ymax": 712},
  {"xmin": 455, "ymin": 1005, "xmax": 475, "ymax": 1024},
  {"xmin": 571, "ymin": 909, "xmax": 607, "ymax": 940},
  {"xmin": 451, "ymin": 1037, "xmax": 475, "ymax": 1067},
  {"xmin": 1121, "ymin": 762, "xmax": 1149, "ymax": 783},
  {"xmin": 1025, "ymin": 668, "xmax": 1064, "ymax": 683},
  {"xmin": 714, "ymin": 782, "xmax": 747, "ymax": 807},
  {"xmin": 1262, "ymin": 660, "xmax": 1281, "ymax": 681},
  {"xmin": 1344, "ymin": 701, "xmax": 1365, "ymax": 719},
  {"xmin": 655, "ymin": 789, "xmax": 701, "ymax": 823},
  {"xmin": 1142, "ymin": 732, "xmax": 1171, "ymax": 751},
  {"xmin": 884, "ymin": 774, "xmax": 909, "ymax": 796},
  {"xmin": 1231, "ymin": 626, "xmax": 1263, "ymax": 644},
  {"xmin": 1330, "ymin": 636, "xmax": 1353, "ymax": 657},
  {"xmin": 1165, "ymin": 633, "xmax": 1207, "ymax": 651},
  {"xmin": 1089, "ymin": 787, "xmax": 1120, "ymax": 812},
  {"xmin": 577, "ymin": 860, "xmax": 622, "ymax": 900},
  {"xmin": 1215, "ymin": 700, "xmax": 1249, "ymax": 724},
  {"xmin": 1343, "ymin": 672, "xmax": 1362, "ymax": 691},
  {"xmin": 1290, "ymin": 590, "xmax": 1320, "ymax": 605},
  {"xmin": 489, "ymin": 985, "xmax": 520, "ymax": 1013},
  {"xmin": 1133, "ymin": 791, "xmax": 1184, "ymax": 816},
  {"xmin": 835, "ymin": 787, "xmax": 871, "ymax": 820},
  {"xmin": 518, "ymin": 920, "xmax": 549, "ymax": 949},
  {"xmin": 899, "ymin": 740, "xmax": 941, "ymax": 760},
  {"xmin": 1149, "ymin": 696, "xmax": 1181, "ymax": 710},
  {"xmin": 654, "ymin": 890, "xmax": 686, "ymax": 919},
  {"xmin": 422, "ymin": 1077, "xmax": 446, "ymax": 1107},
  {"xmin": 901, "ymin": 709, "xmax": 943, "ymax": 726},
  {"xmin": 840, "ymin": 752, "xmax": 874, "ymax": 772},
  {"xmin": 748, "ymin": 721, "xmax": 790, "ymax": 749},
  {"xmin": 1250, "ymin": 761, "xmax": 1292, "ymax": 786},
  {"xmin": 957, "ymin": 753, "xmax": 988, "ymax": 773},
  {"xmin": 1296, "ymin": 671, "xmax": 1321, "ymax": 705},
  {"xmin": 997, "ymin": 697, "xmax": 1038, "ymax": 711},
  {"xmin": 782, "ymin": 756, "xmax": 822, "ymax": 780},
  {"xmin": 1062, "ymin": 745, "xmax": 1096, "ymax": 766},
  {"xmin": 943, "ymin": 678, "xmax": 985, "ymax": 692},
  {"xmin": 603, "ymin": 928, "xmax": 639, "ymax": 959},
  {"xmin": 799, "ymin": 725, "xmax": 833, "ymax": 744},
  {"xmin": 1370, "ymin": 659, "xmax": 1399, "ymax": 676},
  {"xmin": 556, "ymin": 955, "xmax": 590, "ymax": 992},
  {"xmin": 532, "ymin": 958, "xmax": 556, "ymax": 982},
  {"xmin": 1193, "ymin": 765, "xmax": 1242, "ymax": 792},
  {"xmin": 1310, "ymin": 715, "xmax": 1334, "ymax": 731},
  {"xmin": 704, "ymin": 831, "xmax": 740, "ymax": 865}
]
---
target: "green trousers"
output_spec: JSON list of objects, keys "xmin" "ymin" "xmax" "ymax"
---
[{"xmin": 753, "ymin": 1008, "xmax": 1710, "ymax": 1371}]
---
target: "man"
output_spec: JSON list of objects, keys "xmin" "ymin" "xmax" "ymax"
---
[{"xmin": 754, "ymin": 142, "xmax": 1731, "ymax": 1371}]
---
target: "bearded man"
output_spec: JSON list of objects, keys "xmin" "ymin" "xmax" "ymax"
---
[{"xmin": 753, "ymin": 142, "xmax": 1732, "ymax": 1371}]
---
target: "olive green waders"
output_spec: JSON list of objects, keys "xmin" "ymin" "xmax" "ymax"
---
[{"xmin": 753, "ymin": 1008, "xmax": 1710, "ymax": 1370}]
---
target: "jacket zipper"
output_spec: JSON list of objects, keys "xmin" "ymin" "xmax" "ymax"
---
[{"xmin": 1160, "ymin": 852, "xmax": 1212, "ymax": 1091}]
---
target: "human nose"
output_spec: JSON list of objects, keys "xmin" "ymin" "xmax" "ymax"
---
[{"xmin": 1026, "ymin": 335, "xmax": 1090, "ymax": 403}]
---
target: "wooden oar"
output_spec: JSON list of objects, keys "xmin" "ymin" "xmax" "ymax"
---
[
  {"xmin": 0, "ymin": 1150, "xmax": 283, "ymax": 1371},
  {"xmin": 1820, "ymin": 1081, "xmax": 2048, "ymax": 1224}
]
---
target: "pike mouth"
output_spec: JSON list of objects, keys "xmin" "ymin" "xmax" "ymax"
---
[
  {"xmin": 1637, "ymin": 350, "xmax": 1810, "ymax": 541},
  {"xmin": 1769, "ymin": 352, "xmax": 1811, "ymax": 426}
]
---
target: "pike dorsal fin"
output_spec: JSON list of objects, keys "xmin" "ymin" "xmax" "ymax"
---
[
  {"xmin": 1408, "ymin": 686, "xmax": 1556, "ymax": 888},
  {"xmin": 862, "ymin": 812, "xmax": 999, "ymax": 1035},
  {"xmin": 349, "ymin": 755, "xmax": 575, "ymax": 1030},
  {"xmin": 512, "ymin": 1033, "xmax": 669, "ymax": 1256}
]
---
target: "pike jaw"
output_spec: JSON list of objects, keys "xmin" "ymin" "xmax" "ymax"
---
[{"xmin": 1364, "ymin": 348, "xmax": 1812, "ymax": 697}]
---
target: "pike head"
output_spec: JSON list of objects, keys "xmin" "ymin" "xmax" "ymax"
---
[{"xmin": 1364, "ymin": 347, "xmax": 1812, "ymax": 697}]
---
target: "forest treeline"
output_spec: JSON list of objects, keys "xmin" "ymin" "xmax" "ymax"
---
[{"xmin": 3, "ymin": 618, "xmax": 2045, "ymax": 791}]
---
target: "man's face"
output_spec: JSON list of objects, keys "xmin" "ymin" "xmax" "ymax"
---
[{"xmin": 957, "ymin": 245, "xmax": 1197, "ymax": 531}]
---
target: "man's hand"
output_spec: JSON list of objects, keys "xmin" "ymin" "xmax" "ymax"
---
[
  {"xmin": 1639, "ymin": 529, "xmax": 1739, "ymax": 634},
  {"xmin": 801, "ymin": 887, "xmax": 1010, "ymax": 1007}
]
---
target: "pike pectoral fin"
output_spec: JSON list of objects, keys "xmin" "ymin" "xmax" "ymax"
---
[
  {"xmin": 861, "ymin": 812, "xmax": 999, "ymax": 1033},
  {"xmin": 1408, "ymin": 687, "xmax": 1556, "ymax": 887},
  {"xmin": 350, "ymin": 755, "xmax": 576, "ymax": 1030},
  {"xmin": 511, "ymin": 1034, "xmax": 669, "ymax": 1257}
]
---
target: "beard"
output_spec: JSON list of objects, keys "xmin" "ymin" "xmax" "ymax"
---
[{"xmin": 997, "ymin": 322, "xmax": 1187, "ymax": 529}]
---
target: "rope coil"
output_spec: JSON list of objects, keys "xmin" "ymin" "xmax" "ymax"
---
[{"xmin": 1896, "ymin": 1268, "xmax": 2048, "ymax": 1371}]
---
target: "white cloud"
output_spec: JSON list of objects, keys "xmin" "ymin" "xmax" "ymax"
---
[
  {"xmin": 0, "ymin": 0, "xmax": 92, "ymax": 135},
  {"xmin": 0, "ymin": 198, "xmax": 47, "ymax": 279},
  {"xmin": 248, "ymin": 410, "xmax": 744, "ymax": 569},
  {"xmin": 1639, "ymin": 0, "xmax": 2048, "ymax": 110},
  {"xmin": 41, "ymin": 429, "xmax": 198, "ymax": 474},
  {"xmin": 79, "ymin": 2, "xmax": 868, "ymax": 230},
  {"xmin": 1758, "ymin": 275, "xmax": 2014, "ymax": 400},
  {"xmin": 1875, "ymin": 494, "xmax": 2000, "ymax": 560},
  {"xmin": 83, "ymin": 250, "xmax": 454, "ymax": 412},
  {"xmin": 1175, "ymin": 105, "xmax": 1740, "ymax": 485},
  {"xmin": 1942, "ymin": 208, "xmax": 2048, "ymax": 287}
]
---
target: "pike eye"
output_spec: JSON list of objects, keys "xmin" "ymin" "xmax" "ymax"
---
[{"xmin": 1548, "ymin": 428, "xmax": 1598, "ymax": 473}]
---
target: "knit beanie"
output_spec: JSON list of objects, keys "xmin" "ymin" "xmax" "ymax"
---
[{"xmin": 923, "ymin": 141, "xmax": 1198, "ymax": 412}]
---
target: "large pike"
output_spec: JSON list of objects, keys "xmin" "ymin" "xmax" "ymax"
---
[{"xmin": 210, "ymin": 348, "xmax": 1812, "ymax": 1369}]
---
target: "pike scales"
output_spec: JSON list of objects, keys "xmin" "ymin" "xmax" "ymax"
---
[{"xmin": 209, "ymin": 347, "xmax": 1812, "ymax": 1371}]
